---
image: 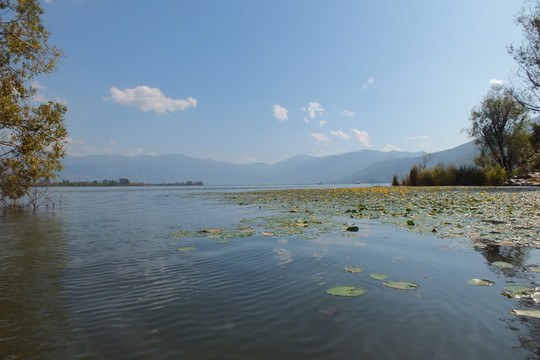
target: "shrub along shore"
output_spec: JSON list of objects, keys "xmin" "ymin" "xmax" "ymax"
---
[{"xmin": 395, "ymin": 164, "xmax": 540, "ymax": 187}]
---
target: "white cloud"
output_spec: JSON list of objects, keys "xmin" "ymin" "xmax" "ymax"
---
[
  {"xmin": 108, "ymin": 85, "xmax": 197, "ymax": 114},
  {"xmin": 351, "ymin": 129, "xmax": 371, "ymax": 147},
  {"xmin": 239, "ymin": 155, "xmax": 258, "ymax": 164},
  {"xmin": 31, "ymin": 80, "xmax": 66, "ymax": 104},
  {"xmin": 310, "ymin": 132, "xmax": 329, "ymax": 142},
  {"xmin": 409, "ymin": 135, "xmax": 430, "ymax": 140},
  {"xmin": 31, "ymin": 80, "xmax": 47, "ymax": 91},
  {"xmin": 319, "ymin": 120, "xmax": 326, "ymax": 127},
  {"xmin": 382, "ymin": 144, "xmax": 402, "ymax": 152},
  {"xmin": 363, "ymin": 77, "xmax": 375, "ymax": 90},
  {"xmin": 330, "ymin": 128, "xmax": 371, "ymax": 147},
  {"xmin": 65, "ymin": 137, "xmax": 84, "ymax": 145},
  {"xmin": 489, "ymin": 79, "xmax": 504, "ymax": 85},
  {"xmin": 126, "ymin": 147, "xmax": 144, "ymax": 156},
  {"xmin": 330, "ymin": 130, "xmax": 349, "ymax": 140},
  {"xmin": 273, "ymin": 104, "xmax": 288, "ymax": 121},
  {"xmin": 302, "ymin": 102, "xmax": 325, "ymax": 122},
  {"xmin": 341, "ymin": 110, "xmax": 356, "ymax": 117},
  {"xmin": 31, "ymin": 92, "xmax": 49, "ymax": 103},
  {"xmin": 56, "ymin": 97, "xmax": 68, "ymax": 105}
]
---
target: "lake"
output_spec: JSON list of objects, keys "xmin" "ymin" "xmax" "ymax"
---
[{"xmin": 1, "ymin": 186, "xmax": 540, "ymax": 359}]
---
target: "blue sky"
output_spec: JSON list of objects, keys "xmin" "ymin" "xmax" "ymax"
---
[{"xmin": 38, "ymin": 0, "xmax": 525, "ymax": 164}]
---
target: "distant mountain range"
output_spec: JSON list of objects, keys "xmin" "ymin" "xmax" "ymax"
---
[{"xmin": 58, "ymin": 142, "xmax": 477, "ymax": 185}]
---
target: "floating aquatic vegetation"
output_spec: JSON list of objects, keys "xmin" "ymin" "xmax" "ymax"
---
[
  {"xmin": 491, "ymin": 261, "xmax": 514, "ymax": 268},
  {"xmin": 219, "ymin": 186, "xmax": 540, "ymax": 247},
  {"xmin": 528, "ymin": 266, "xmax": 540, "ymax": 273},
  {"xmin": 178, "ymin": 246, "xmax": 196, "ymax": 252},
  {"xmin": 502, "ymin": 286, "xmax": 535, "ymax": 298},
  {"xmin": 240, "ymin": 214, "xmax": 330, "ymax": 240},
  {"xmin": 346, "ymin": 226, "xmax": 359, "ymax": 232},
  {"xmin": 169, "ymin": 226, "xmax": 256, "ymax": 240},
  {"xmin": 169, "ymin": 230, "xmax": 201, "ymax": 237},
  {"xmin": 383, "ymin": 281, "xmax": 419, "ymax": 290},
  {"xmin": 198, "ymin": 228, "xmax": 224, "ymax": 234},
  {"xmin": 215, "ymin": 240, "xmax": 229, "ymax": 244},
  {"xmin": 369, "ymin": 273, "xmax": 388, "ymax": 280},
  {"xmin": 467, "ymin": 279, "xmax": 494, "ymax": 286},
  {"xmin": 510, "ymin": 309, "xmax": 540, "ymax": 319},
  {"xmin": 326, "ymin": 285, "xmax": 365, "ymax": 297},
  {"xmin": 344, "ymin": 266, "xmax": 364, "ymax": 273}
]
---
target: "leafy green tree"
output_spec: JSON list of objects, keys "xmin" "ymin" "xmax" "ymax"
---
[
  {"xmin": 0, "ymin": 0, "xmax": 67, "ymax": 203},
  {"xmin": 467, "ymin": 85, "xmax": 529, "ymax": 175}
]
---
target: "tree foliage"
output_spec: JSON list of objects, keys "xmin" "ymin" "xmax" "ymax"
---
[
  {"xmin": 509, "ymin": 0, "xmax": 540, "ymax": 112},
  {"xmin": 0, "ymin": 0, "xmax": 66, "ymax": 202},
  {"xmin": 467, "ymin": 85, "xmax": 529, "ymax": 175}
]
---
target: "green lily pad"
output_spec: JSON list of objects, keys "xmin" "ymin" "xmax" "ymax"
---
[
  {"xmin": 406, "ymin": 220, "xmax": 415, "ymax": 226},
  {"xmin": 467, "ymin": 278, "xmax": 494, "ymax": 286},
  {"xmin": 178, "ymin": 246, "xmax": 196, "ymax": 252},
  {"xmin": 510, "ymin": 309, "xmax": 540, "ymax": 319},
  {"xmin": 383, "ymin": 281, "xmax": 419, "ymax": 290},
  {"xmin": 344, "ymin": 266, "xmax": 364, "ymax": 273},
  {"xmin": 502, "ymin": 286, "xmax": 535, "ymax": 298},
  {"xmin": 327, "ymin": 285, "xmax": 365, "ymax": 297},
  {"xmin": 491, "ymin": 261, "xmax": 513, "ymax": 268},
  {"xmin": 369, "ymin": 273, "xmax": 388, "ymax": 280},
  {"xmin": 346, "ymin": 226, "xmax": 359, "ymax": 232},
  {"xmin": 215, "ymin": 240, "xmax": 229, "ymax": 244},
  {"xmin": 169, "ymin": 230, "xmax": 200, "ymax": 237}
]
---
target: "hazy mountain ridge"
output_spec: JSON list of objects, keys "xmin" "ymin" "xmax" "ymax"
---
[{"xmin": 59, "ymin": 142, "xmax": 477, "ymax": 185}]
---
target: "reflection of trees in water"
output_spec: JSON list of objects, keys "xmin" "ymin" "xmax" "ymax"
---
[
  {"xmin": 503, "ymin": 314, "xmax": 540, "ymax": 358},
  {"xmin": 0, "ymin": 208, "xmax": 72, "ymax": 359},
  {"xmin": 476, "ymin": 243, "xmax": 540, "ymax": 358},
  {"xmin": 478, "ymin": 244, "xmax": 532, "ymax": 268}
]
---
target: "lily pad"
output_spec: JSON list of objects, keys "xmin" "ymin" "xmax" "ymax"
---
[
  {"xmin": 326, "ymin": 285, "xmax": 365, "ymax": 297},
  {"xmin": 532, "ymin": 292, "xmax": 540, "ymax": 303},
  {"xmin": 502, "ymin": 286, "xmax": 535, "ymax": 298},
  {"xmin": 169, "ymin": 230, "xmax": 200, "ymax": 237},
  {"xmin": 406, "ymin": 220, "xmax": 415, "ymax": 226},
  {"xmin": 346, "ymin": 226, "xmax": 360, "ymax": 232},
  {"xmin": 369, "ymin": 273, "xmax": 388, "ymax": 280},
  {"xmin": 491, "ymin": 261, "xmax": 513, "ymax": 268},
  {"xmin": 529, "ymin": 266, "xmax": 540, "ymax": 273},
  {"xmin": 198, "ymin": 228, "xmax": 224, "ymax": 234},
  {"xmin": 383, "ymin": 281, "xmax": 419, "ymax": 290},
  {"xmin": 344, "ymin": 266, "xmax": 364, "ymax": 273},
  {"xmin": 467, "ymin": 278, "xmax": 494, "ymax": 286},
  {"xmin": 510, "ymin": 309, "xmax": 540, "ymax": 319},
  {"xmin": 215, "ymin": 240, "xmax": 229, "ymax": 244},
  {"xmin": 178, "ymin": 246, "xmax": 196, "ymax": 252}
]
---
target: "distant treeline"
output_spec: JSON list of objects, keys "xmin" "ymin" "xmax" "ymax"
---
[
  {"xmin": 37, "ymin": 178, "xmax": 204, "ymax": 187},
  {"xmin": 394, "ymin": 164, "xmax": 507, "ymax": 186}
]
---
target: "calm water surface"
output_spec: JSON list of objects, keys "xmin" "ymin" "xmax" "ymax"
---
[{"xmin": 1, "ymin": 186, "xmax": 540, "ymax": 359}]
